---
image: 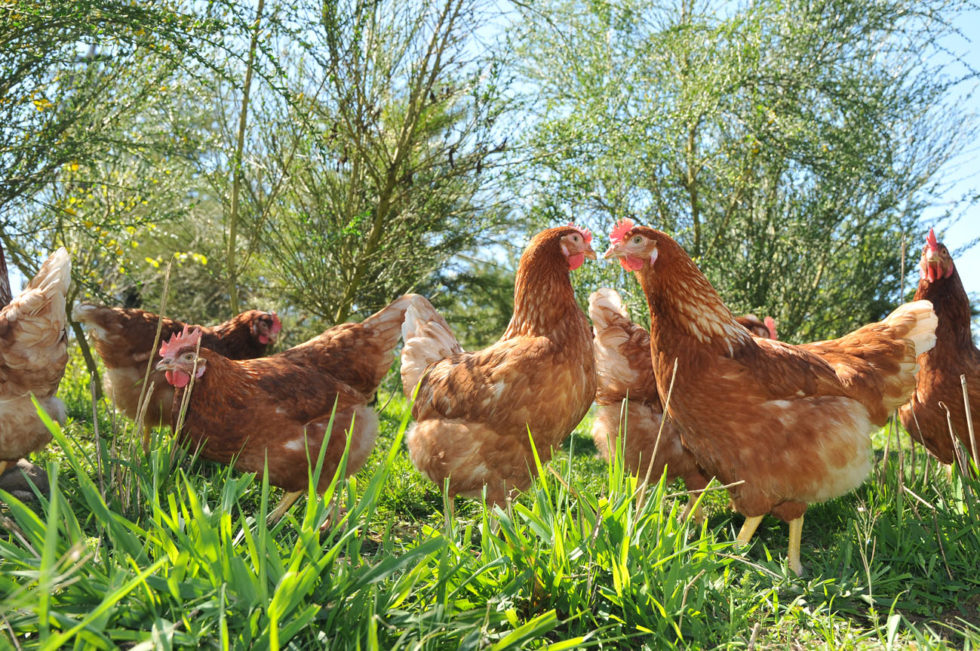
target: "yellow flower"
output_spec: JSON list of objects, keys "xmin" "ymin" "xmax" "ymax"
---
[{"xmin": 32, "ymin": 95, "xmax": 53, "ymax": 112}]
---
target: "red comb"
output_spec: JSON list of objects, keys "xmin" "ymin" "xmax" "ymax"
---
[
  {"xmin": 159, "ymin": 325, "xmax": 203, "ymax": 357},
  {"xmin": 926, "ymin": 228, "xmax": 939, "ymax": 249},
  {"xmin": 567, "ymin": 223, "xmax": 592, "ymax": 245},
  {"xmin": 609, "ymin": 218, "xmax": 636, "ymax": 244}
]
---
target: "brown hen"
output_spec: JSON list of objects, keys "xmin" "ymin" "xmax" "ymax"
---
[
  {"xmin": 400, "ymin": 225, "xmax": 597, "ymax": 506},
  {"xmin": 900, "ymin": 229, "xmax": 980, "ymax": 466},
  {"xmin": 605, "ymin": 220, "xmax": 936, "ymax": 575},
  {"xmin": 0, "ymin": 248, "xmax": 71, "ymax": 475},
  {"xmin": 156, "ymin": 294, "xmax": 419, "ymax": 521}
]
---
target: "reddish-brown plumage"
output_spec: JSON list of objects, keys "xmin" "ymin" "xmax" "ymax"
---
[
  {"xmin": 401, "ymin": 226, "xmax": 597, "ymax": 505},
  {"xmin": 0, "ymin": 248, "xmax": 71, "ymax": 463},
  {"xmin": 157, "ymin": 295, "xmax": 417, "ymax": 492},
  {"xmin": 75, "ymin": 304, "xmax": 281, "ymax": 427},
  {"xmin": 590, "ymin": 288, "xmax": 777, "ymax": 491},
  {"xmin": 605, "ymin": 224, "xmax": 937, "ymax": 523},
  {"xmin": 899, "ymin": 232, "xmax": 980, "ymax": 464}
]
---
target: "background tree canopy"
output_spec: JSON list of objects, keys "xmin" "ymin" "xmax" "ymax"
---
[{"xmin": 1, "ymin": 0, "xmax": 976, "ymax": 347}]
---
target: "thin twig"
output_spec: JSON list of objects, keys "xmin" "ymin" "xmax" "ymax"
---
[
  {"xmin": 931, "ymin": 512, "xmax": 954, "ymax": 581},
  {"xmin": 961, "ymin": 375, "xmax": 976, "ymax": 468}
]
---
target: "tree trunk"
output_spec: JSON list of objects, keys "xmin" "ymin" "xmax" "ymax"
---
[{"xmin": 226, "ymin": 0, "xmax": 265, "ymax": 315}]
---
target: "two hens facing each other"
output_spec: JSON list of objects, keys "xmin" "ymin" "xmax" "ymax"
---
[
  {"xmin": 156, "ymin": 294, "xmax": 421, "ymax": 522},
  {"xmin": 400, "ymin": 225, "xmax": 597, "ymax": 507},
  {"xmin": 589, "ymin": 287, "xmax": 778, "ymax": 513},
  {"xmin": 604, "ymin": 220, "xmax": 937, "ymax": 576},
  {"xmin": 0, "ymin": 248, "xmax": 71, "ymax": 477}
]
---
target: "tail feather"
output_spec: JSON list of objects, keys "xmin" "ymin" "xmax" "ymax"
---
[
  {"xmin": 588, "ymin": 288, "xmax": 630, "ymax": 332},
  {"xmin": 400, "ymin": 295, "xmax": 462, "ymax": 397},
  {"xmin": 0, "ymin": 248, "xmax": 71, "ymax": 395},
  {"xmin": 882, "ymin": 299, "xmax": 937, "ymax": 359},
  {"xmin": 360, "ymin": 293, "xmax": 420, "ymax": 360},
  {"xmin": 10, "ymin": 248, "xmax": 71, "ymax": 319},
  {"xmin": 589, "ymin": 288, "xmax": 653, "ymax": 400},
  {"xmin": 861, "ymin": 300, "xmax": 937, "ymax": 417},
  {"xmin": 878, "ymin": 300, "xmax": 937, "ymax": 414},
  {"xmin": 337, "ymin": 294, "xmax": 421, "ymax": 396}
]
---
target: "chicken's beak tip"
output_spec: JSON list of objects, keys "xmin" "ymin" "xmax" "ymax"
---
[{"xmin": 602, "ymin": 244, "xmax": 619, "ymax": 260}]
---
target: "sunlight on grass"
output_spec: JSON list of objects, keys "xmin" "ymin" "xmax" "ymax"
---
[{"xmin": 1, "ymin": 352, "xmax": 979, "ymax": 648}]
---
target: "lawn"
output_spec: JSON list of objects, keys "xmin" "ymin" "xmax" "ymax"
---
[{"xmin": 2, "ymin": 351, "xmax": 979, "ymax": 649}]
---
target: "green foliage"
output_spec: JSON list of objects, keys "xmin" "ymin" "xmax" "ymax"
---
[
  {"xmin": 513, "ymin": 0, "xmax": 978, "ymax": 341},
  {"xmin": 260, "ymin": 0, "xmax": 514, "ymax": 323}
]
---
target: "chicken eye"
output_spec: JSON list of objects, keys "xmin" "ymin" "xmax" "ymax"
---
[{"xmin": 632, "ymin": 235, "xmax": 643, "ymax": 245}]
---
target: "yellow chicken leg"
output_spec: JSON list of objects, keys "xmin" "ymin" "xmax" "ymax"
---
[
  {"xmin": 736, "ymin": 515, "xmax": 764, "ymax": 546},
  {"xmin": 787, "ymin": 515, "xmax": 804, "ymax": 576},
  {"xmin": 0, "ymin": 461, "xmax": 8, "ymax": 477},
  {"xmin": 267, "ymin": 490, "xmax": 303, "ymax": 525}
]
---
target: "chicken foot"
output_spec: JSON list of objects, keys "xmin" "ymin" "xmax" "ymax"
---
[{"xmin": 267, "ymin": 490, "xmax": 303, "ymax": 525}]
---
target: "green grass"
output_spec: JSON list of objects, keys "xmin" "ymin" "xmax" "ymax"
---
[{"xmin": 2, "ymin": 352, "xmax": 980, "ymax": 649}]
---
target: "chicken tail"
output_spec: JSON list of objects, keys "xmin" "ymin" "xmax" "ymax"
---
[
  {"xmin": 400, "ymin": 295, "xmax": 462, "ymax": 397},
  {"xmin": 588, "ymin": 287, "xmax": 630, "ymax": 331},
  {"xmin": 883, "ymin": 300, "xmax": 938, "ymax": 358},
  {"xmin": 589, "ymin": 288, "xmax": 652, "ymax": 397},
  {"xmin": 875, "ymin": 299, "xmax": 938, "ymax": 413},
  {"xmin": 0, "ymin": 248, "xmax": 71, "ymax": 396},
  {"xmin": 23, "ymin": 248, "xmax": 71, "ymax": 311},
  {"xmin": 3, "ymin": 248, "xmax": 71, "ymax": 327}
]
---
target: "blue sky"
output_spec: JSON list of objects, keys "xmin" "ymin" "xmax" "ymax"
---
[{"xmin": 928, "ymin": 6, "xmax": 980, "ymax": 303}]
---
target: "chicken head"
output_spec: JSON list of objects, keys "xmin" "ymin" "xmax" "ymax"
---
[
  {"xmin": 559, "ymin": 224, "xmax": 597, "ymax": 270},
  {"xmin": 250, "ymin": 311, "xmax": 282, "ymax": 345},
  {"xmin": 920, "ymin": 228, "xmax": 954, "ymax": 284},
  {"xmin": 604, "ymin": 218, "xmax": 660, "ymax": 271},
  {"xmin": 157, "ymin": 326, "xmax": 207, "ymax": 388}
]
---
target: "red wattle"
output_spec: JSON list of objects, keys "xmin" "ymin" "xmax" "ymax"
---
[
  {"xmin": 259, "ymin": 335, "xmax": 269, "ymax": 344},
  {"xmin": 620, "ymin": 255, "xmax": 645, "ymax": 271},
  {"xmin": 166, "ymin": 370, "xmax": 190, "ymax": 388},
  {"xmin": 567, "ymin": 252, "xmax": 585, "ymax": 270}
]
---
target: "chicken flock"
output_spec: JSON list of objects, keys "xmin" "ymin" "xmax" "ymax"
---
[{"xmin": 2, "ymin": 221, "xmax": 978, "ymax": 576}]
